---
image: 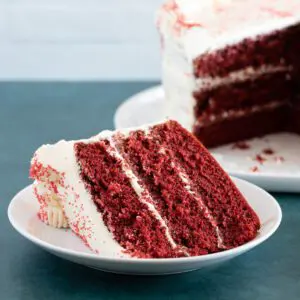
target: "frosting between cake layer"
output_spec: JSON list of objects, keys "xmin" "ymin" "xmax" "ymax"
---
[
  {"xmin": 195, "ymin": 65, "xmax": 293, "ymax": 90},
  {"xmin": 195, "ymin": 100, "xmax": 288, "ymax": 127},
  {"xmin": 169, "ymin": 160, "xmax": 226, "ymax": 249},
  {"xmin": 106, "ymin": 136, "xmax": 179, "ymax": 252}
]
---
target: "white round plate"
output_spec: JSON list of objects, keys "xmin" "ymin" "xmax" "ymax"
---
[
  {"xmin": 8, "ymin": 177, "xmax": 281, "ymax": 275},
  {"xmin": 114, "ymin": 85, "xmax": 300, "ymax": 192}
]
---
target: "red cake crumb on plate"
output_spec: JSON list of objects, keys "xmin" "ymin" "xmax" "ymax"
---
[
  {"xmin": 232, "ymin": 141, "xmax": 251, "ymax": 150},
  {"xmin": 254, "ymin": 154, "xmax": 267, "ymax": 165},
  {"xmin": 263, "ymin": 148, "xmax": 275, "ymax": 155}
]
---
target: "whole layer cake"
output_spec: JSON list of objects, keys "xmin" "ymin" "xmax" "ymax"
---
[
  {"xmin": 30, "ymin": 120, "xmax": 260, "ymax": 258},
  {"xmin": 158, "ymin": 0, "xmax": 300, "ymax": 147}
]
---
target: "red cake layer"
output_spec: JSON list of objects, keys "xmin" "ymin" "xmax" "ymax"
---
[
  {"xmin": 74, "ymin": 141, "xmax": 182, "ymax": 258},
  {"xmin": 193, "ymin": 71, "xmax": 295, "ymax": 117},
  {"xmin": 194, "ymin": 24, "xmax": 300, "ymax": 78},
  {"xmin": 194, "ymin": 104, "xmax": 290, "ymax": 148},
  {"xmin": 150, "ymin": 121, "xmax": 260, "ymax": 248},
  {"xmin": 114, "ymin": 131, "xmax": 219, "ymax": 256}
]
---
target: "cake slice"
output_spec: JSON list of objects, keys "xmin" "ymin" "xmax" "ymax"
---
[
  {"xmin": 158, "ymin": 0, "xmax": 300, "ymax": 147},
  {"xmin": 30, "ymin": 120, "xmax": 260, "ymax": 258}
]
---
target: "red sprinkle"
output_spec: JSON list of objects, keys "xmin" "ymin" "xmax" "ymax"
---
[
  {"xmin": 232, "ymin": 141, "xmax": 250, "ymax": 150},
  {"xmin": 274, "ymin": 156, "xmax": 285, "ymax": 163},
  {"xmin": 162, "ymin": 0, "xmax": 202, "ymax": 33},
  {"xmin": 261, "ymin": 7, "xmax": 293, "ymax": 18},
  {"xmin": 250, "ymin": 166, "xmax": 259, "ymax": 173},
  {"xmin": 254, "ymin": 154, "xmax": 267, "ymax": 165},
  {"xmin": 262, "ymin": 148, "xmax": 275, "ymax": 155}
]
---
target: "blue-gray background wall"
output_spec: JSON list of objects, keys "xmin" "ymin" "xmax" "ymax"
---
[{"xmin": 0, "ymin": 0, "xmax": 163, "ymax": 80}]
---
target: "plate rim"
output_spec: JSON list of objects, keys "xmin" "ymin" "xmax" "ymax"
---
[
  {"xmin": 8, "ymin": 177, "xmax": 282, "ymax": 264},
  {"xmin": 113, "ymin": 84, "xmax": 163, "ymax": 131},
  {"xmin": 114, "ymin": 84, "xmax": 300, "ymax": 180}
]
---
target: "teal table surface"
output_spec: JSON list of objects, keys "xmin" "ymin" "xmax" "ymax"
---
[{"xmin": 1, "ymin": 82, "xmax": 300, "ymax": 300}]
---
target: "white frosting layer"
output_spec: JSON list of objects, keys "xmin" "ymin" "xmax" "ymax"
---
[
  {"xmin": 196, "ymin": 65, "xmax": 293, "ymax": 90},
  {"xmin": 195, "ymin": 100, "xmax": 288, "ymax": 127}
]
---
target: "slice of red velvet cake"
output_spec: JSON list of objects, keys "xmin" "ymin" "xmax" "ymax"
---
[
  {"xmin": 30, "ymin": 120, "xmax": 260, "ymax": 258},
  {"xmin": 158, "ymin": 0, "xmax": 300, "ymax": 147}
]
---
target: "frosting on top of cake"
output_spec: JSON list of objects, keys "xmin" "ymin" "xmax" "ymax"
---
[{"xmin": 158, "ymin": 0, "xmax": 300, "ymax": 61}]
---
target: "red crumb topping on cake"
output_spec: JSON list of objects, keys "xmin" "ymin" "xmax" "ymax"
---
[
  {"xmin": 162, "ymin": 0, "xmax": 202, "ymax": 33},
  {"xmin": 30, "ymin": 160, "xmax": 65, "ymax": 223},
  {"xmin": 30, "ymin": 159, "xmax": 65, "ymax": 190},
  {"xmin": 262, "ymin": 148, "xmax": 275, "ymax": 155},
  {"xmin": 254, "ymin": 154, "xmax": 267, "ymax": 165},
  {"xmin": 261, "ymin": 7, "xmax": 293, "ymax": 18},
  {"xmin": 30, "ymin": 158, "xmax": 95, "ymax": 251},
  {"xmin": 232, "ymin": 141, "xmax": 251, "ymax": 150},
  {"xmin": 33, "ymin": 185, "xmax": 49, "ymax": 223}
]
